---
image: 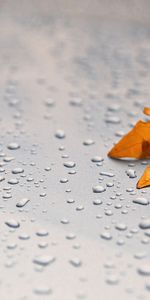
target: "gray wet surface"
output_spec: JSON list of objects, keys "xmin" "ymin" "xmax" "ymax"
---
[{"xmin": 1, "ymin": 1, "xmax": 150, "ymax": 300}]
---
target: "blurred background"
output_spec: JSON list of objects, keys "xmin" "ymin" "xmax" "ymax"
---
[{"xmin": 1, "ymin": 1, "xmax": 150, "ymax": 300}]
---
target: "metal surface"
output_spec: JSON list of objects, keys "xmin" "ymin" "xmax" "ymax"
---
[{"xmin": 0, "ymin": 1, "xmax": 150, "ymax": 299}]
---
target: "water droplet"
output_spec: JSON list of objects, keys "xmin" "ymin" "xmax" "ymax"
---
[
  {"xmin": 12, "ymin": 167, "xmax": 24, "ymax": 174},
  {"xmin": 133, "ymin": 197, "xmax": 149, "ymax": 205},
  {"xmin": 126, "ymin": 169, "xmax": 137, "ymax": 178},
  {"xmin": 76, "ymin": 205, "xmax": 84, "ymax": 211},
  {"xmin": 92, "ymin": 185, "xmax": 106, "ymax": 193},
  {"xmin": 139, "ymin": 219, "xmax": 150, "ymax": 229},
  {"xmin": 100, "ymin": 231, "xmax": 112, "ymax": 240},
  {"xmin": 93, "ymin": 199, "xmax": 102, "ymax": 205},
  {"xmin": 105, "ymin": 209, "xmax": 113, "ymax": 216},
  {"xmin": 16, "ymin": 198, "xmax": 30, "ymax": 208},
  {"xmin": 60, "ymin": 178, "xmax": 68, "ymax": 183},
  {"xmin": 33, "ymin": 255, "xmax": 55, "ymax": 266},
  {"xmin": 0, "ymin": 176, "xmax": 5, "ymax": 182},
  {"xmin": 69, "ymin": 258, "xmax": 82, "ymax": 267},
  {"xmin": 100, "ymin": 171, "xmax": 114, "ymax": 177},
  {"xmin": 115, "ymin": 223, "xmax": 127, "ymax": 231},
  {"xmin": 83, "ymin": 139, "xmax": 94, "ymax": 146},
  {"xmin": 134, "ymin": 252, "xmax": 147, "ymax": 259},
  {"xmin": 106, "ymin": 182, "xmax": 114, "ymax": 187},
  {"xmin": 19, "ymin": 233, "xmax": 30, "ymax": 240},
  {"xmin": 7, "ymin": 142, "xmax": 20, "ymax": 150},
  {"xmin": 105, "ymin": 116, "xmax": 121, "ymax": 124},
  {"xmin": 61, "ymin": 218, "xmax": 69, "ymax": 224},
  {"xmin": 70, "ymin": 98, "xmax": 82, "ymax": 106},
  {"xmin": 4, "ymin": 156, "xmax": 15, "ymax": 162},
  {"xmin": 38, "ymin": 242, "xmax": 48, "ymax": 249},
  {"xmin": 55, "ymin": 130, "xmax": 65, "ymax": 139},
  {"xmin": 8, "ymin": 178, "xmax": 19, "ymax": 185},
  {"xmin": 5, "ymin": 219, "xmax": 20, "ymax": 228},
  {"xmin": 66, "ymin": 233, "xmax": 76, "ymax": 240},
  {"xmin": 106, "ymin": 274, "xmax": 119, "ymax": 285},
  {"xmin": 7, "ymin": 243, "xmax": 17, "ymax": 250},
  {"xmin": 45, "ymin": 98, "xmax": 55, "ymax": 107},
  {"xmin": 33, "ymin": 286, "xmax": 52, "ymax": 295},
  {"xmin": 91, "ymin": 156, "xmax": 103, "ymax": 163},
  {"xmin": 64, "ymin": 161, "xmax": 76, "ymax": 168},
  {"xmin": 36, "ymin": 229, "xmax": 49, "ymax": 237},
  {"xmin": 138, "ymin": 265, "xmax": 150, "ymax": 276}
]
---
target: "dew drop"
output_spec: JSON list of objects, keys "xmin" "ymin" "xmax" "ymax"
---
[
  {"xmin": 139, "ymin": 219, "xmax": 150, "ymax": 230},
  {"xmin": 100, "ymin": 171, "xmax": 114, "ymax": 177},
  {"xmin": 16, "ymin": 198, "xmax": 30, "ymax": 208},
  {"xmin": 115, "ymin": 223, "xmax": 127, "ymax": 231},
  {"xmin": 92, "ymin": 185, "xmax": 106, "ymax": 193},
  {"xmin": 133, "ymin": 197, "xmax": 149, "ymax": 205},
  {"xmin": 12, "ymin": 167, "xmax": 24, "ymax": 174},
  {"xmin": 138, "ymin": 265, "xmax": 150, "ymax": 276},
  {"xmin": 83, "ymin": 139, "xmax": 94, "ymax": 146},
  {"xmin": 100, "ymin": 231, "xmax": 112, "ymax": 240},
  {"xmin": 63, "ymin": 161, "xmax": 76, "ymax": 168},
  {"xmin": 36, "ymin": 229, "xmax": 49, "ymax": 237},
  {"xmin": 126, "ymin": 169, "xmax": 137, "ymax": 178},
  {"xmin": 8, "ymin": 178, "xmax": 19, "ymax": 185},
  {"xmin": 33, "ymin": 286, "xmax": 52, "ymax": 295},
  {"xmin": 93, "ymin": 199, "xmax": 102, "ymax": 205},
  {"xmin": 69, "ymin": 258, "xmax": 82, "ymax": 267},
  {"xmin": 33, "ymin": 255, "xmax": 55, "ymax": 266},
  {"xmin": 55, "ymin": 130, "xmax": 65, "ymax": 139},
  {"xmin": 106, "ymin": 274, "xmax": 119, "ymax": 285},
  {"xmin": 91, "ymin": 156, "xmax": 103, "ymax": 163},
  {"xmin": 7, "ymin": 143, "xmax": 20, "ymax": 150},
  {"xmin": 5, "ymin": 219, "xmax": 20, "ymax": 228}
]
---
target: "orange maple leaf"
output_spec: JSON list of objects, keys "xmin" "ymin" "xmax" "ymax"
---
[
  {"xmin": 143, "ymin": 107, "xmax": 150, "ymax": 116},
  {"xmin": 108, "ymin": 107, "xmax": 150, "ymax": 188},
  {"xmin": 137, "ymin": 165, "xmax": 150, "ymax": 189}
]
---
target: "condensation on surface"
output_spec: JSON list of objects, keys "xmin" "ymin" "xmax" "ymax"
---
[{"xmin": 0, "ymin": 1, "xmax": 150, "ymax": 300}]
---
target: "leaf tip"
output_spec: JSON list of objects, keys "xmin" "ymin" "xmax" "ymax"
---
[{"xmin": 143, "ymin": 107, "xmax": 150, "ymax": 116}]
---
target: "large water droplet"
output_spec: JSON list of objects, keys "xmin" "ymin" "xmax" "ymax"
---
[{"xmin": 133, "ymin": 197, "xmax": 149, "ymax": 205}]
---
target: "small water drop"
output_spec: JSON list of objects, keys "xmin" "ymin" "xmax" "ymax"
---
[
  {"xmin": 92, "ymin": 185, "xmax": 106, "ymax": 193},
  {"xmin": 36, "ymin": 229, "xmax": 49, "ymax": 237},
  {"xmin": 93, "ymin": 199, "xmax": 102, "ymax": 205},
  {"xmin": 69, "ymin": 258, "xmax": 82, "ymax": 267},
  {"xmin": 64, "ymin": 161, "xmax": 76, "ymax": 168},
  {"xmin": 83, "ymin": 139, "xmax": 94, "ymax": 146},
  {"xmin": 139, "ymin": 219, "xmax": 150, "ymax": 229},
  {"xmin": 100, "ymin": 231, "xmax": 112, "ymax": 240},
  {"xmin": 16, "ymin": 198, "xmax": 30, "ymax": 208},
  {"xmin": 55, "ymin": 130, "xmax": 65, "ymax": 139},
  {"xmin": 12, "ymin": 167, "xmax": 24, "ymax": 174},
  {"xmin": 115, "ymin": 223, "xmax": 127, "ymax": 231},
  {"xmin": 91, "ymin": 156, "xmax": 103, "ymax": 163},
  {"xmin": 138, "ymin": 265, "xmax": 150, "ymax": 276},
  {"xmin": 33, "ymin": 286, "xmax": 52, "ymax": 295},
  {"xmin": 5, "ymin": 219, "xmax": 20, "ymax": 228},
  {"xmin": 33, "ymin": 255, "xmax": 55, "ymax": 266},
  {"xmin": 7, "ymin": 142, "xmax": 20, "ymax": 150}
]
